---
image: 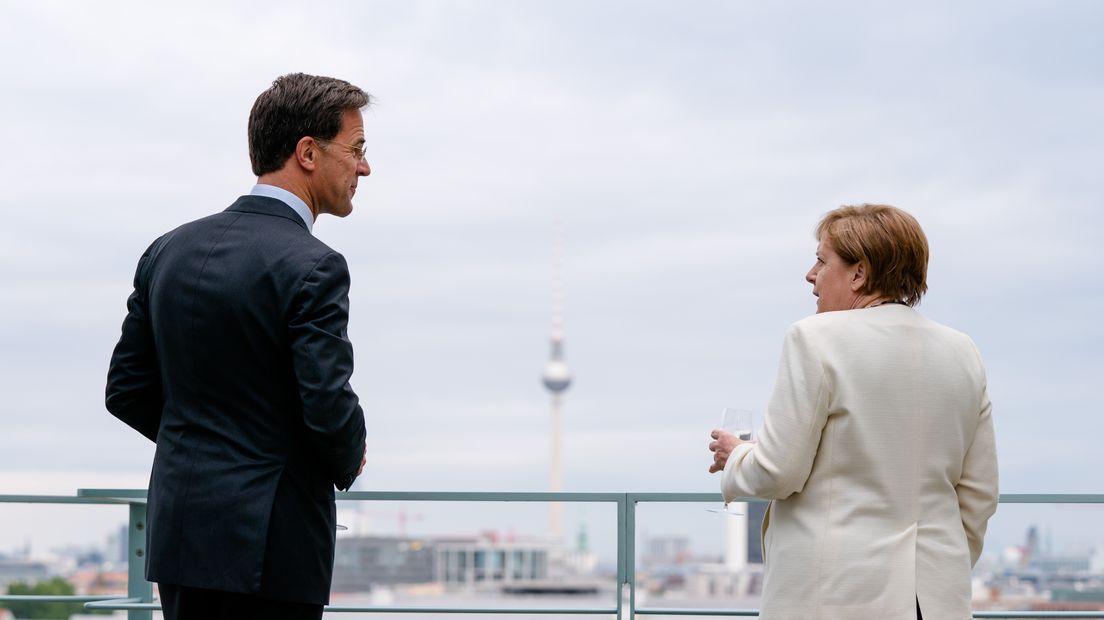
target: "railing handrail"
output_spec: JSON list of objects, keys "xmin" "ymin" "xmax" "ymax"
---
[{"xmin": 55, "ymin": 489, "xmax": 1104, "ymax": 503}]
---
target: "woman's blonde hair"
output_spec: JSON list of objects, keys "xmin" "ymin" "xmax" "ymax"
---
[{"xmin": 815, "ymin": 204, "xmax": 929, "ymax": 306}]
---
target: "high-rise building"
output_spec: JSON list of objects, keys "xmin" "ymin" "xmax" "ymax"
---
[{"xmin": 746, "ymin": 501, "xmax": 767, "ymax": 564}]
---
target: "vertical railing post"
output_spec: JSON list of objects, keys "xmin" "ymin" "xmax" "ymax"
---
[
  {"xmin": 626, "ymin": 495, "xmax": 637, "ymax": 620},
  {"xmin": 128, "ymin": 501, "xmax": 153, "ymax": 620},
  {"xmin": 616, "ymin": 494, "xmax": 625, "ymax": 620}
]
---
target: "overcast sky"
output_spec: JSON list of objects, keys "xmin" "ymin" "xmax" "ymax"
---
[{"xmin": 1, "ymin": 1, "xmax": 1102, "ymax": 559}]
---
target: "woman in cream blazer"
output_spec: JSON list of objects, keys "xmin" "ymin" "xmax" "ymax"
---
[{"xmin": 710, "ymin": 204, "xmax": 998, "ymax": 620}]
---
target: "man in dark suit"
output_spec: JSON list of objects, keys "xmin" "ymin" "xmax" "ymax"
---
[{"xmin": 106, "ymin": 73, "xmax": 372, "ymax": 620}]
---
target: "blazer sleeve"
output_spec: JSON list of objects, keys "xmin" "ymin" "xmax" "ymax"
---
[
  {"xmin": 105, "ymin": 241, "xmax": 164, "ymax": 442},
  {"xmin": 289, "ymin": 251, "xmax": 367, "ymax": 491},
  {"xmin": 955, "ymin": 353, "xmax": 999, "ymax": 566},
  {"xmin": 721, "ymin": 322, "xmax": 830, "ymax": 502}
]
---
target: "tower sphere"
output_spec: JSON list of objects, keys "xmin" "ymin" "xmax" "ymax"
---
[{"xmin": 543, "ymin": 359, "xmax": 572, "ymax": 393}]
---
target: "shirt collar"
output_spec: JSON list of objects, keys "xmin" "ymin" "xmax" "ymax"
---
[{"xmin": 250, "ymin": 184, "xmax": 314, "ymax": 233}]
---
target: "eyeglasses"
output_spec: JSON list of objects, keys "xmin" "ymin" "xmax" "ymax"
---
[{"xmin": 314, "ymin": 137, "xmax": 367, "ymax": 161}]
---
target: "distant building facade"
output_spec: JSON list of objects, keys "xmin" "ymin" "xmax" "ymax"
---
[
  {"xmin": 0, "ymin": 557, "xmax": 49, "ymax": 591},
  {"xmin": 644, "ymin": 536, "xmax": 691, "ymax": 566},
  {"xmin": 332, "ymin": 537, "xmax": 436, "ymax": 592},
  {"xmin": 331, "ymin": 535, "xmax": 552, "ymax": 592},
  {"xmin": 746, "ymin": 501, "xmax": 767, "ymax": 564},
  {"xmin": 435, "ymin": 538, "xmax": 549, "ymax": 586}
]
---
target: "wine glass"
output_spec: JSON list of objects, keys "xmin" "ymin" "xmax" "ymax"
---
[{"xmin": 707, "ymin": 408, "xmax": 754, "ymax": 515}]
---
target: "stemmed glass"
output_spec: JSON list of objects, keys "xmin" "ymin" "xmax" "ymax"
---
[{"xmin": 707, "ymin": 407, "xmax": 753, "ymax": 515}]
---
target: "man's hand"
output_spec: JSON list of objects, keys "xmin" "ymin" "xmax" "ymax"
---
[
  {"xmin": 356, "ymin": 445, "xmax": 366, "ymax": 477},
  {"xmin": 708, "ymin": 429, "xmax": 747, "ymax": 473}
]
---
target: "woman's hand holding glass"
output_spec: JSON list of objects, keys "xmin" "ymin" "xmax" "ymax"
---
[
  {"xmin": 708, "ymin": 429, "xmax": 743, "ymax": 474},
  {"xmin": 709, "ymin": 408, "xmax": 754, "ymax": 473},
  {"xmin": 707, "ymin": 408, "xmax": 755, "ymax": 515}
]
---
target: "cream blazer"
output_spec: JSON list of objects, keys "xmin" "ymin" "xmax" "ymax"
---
[{"xmin": 721, "ymin": 304, "xmax": 998, "ymax": 620}]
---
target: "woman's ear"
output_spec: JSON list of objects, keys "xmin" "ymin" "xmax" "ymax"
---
[{"xmin": 850, "ymin": 261, "xmax": 868, "ymax": 293}]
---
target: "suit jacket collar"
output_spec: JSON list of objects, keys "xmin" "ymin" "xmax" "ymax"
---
[{"xmin": 225, "ymin": 195, "xmax": 310, "ymax": 232}]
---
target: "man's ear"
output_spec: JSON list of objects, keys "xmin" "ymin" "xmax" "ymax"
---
[
  {"xmin": 850, "ymin": 261, "xmax": 868, "ymax": 293},
  {"xmin": 295, "ymin": 136, "xmax": 320, "ymax": 171}
]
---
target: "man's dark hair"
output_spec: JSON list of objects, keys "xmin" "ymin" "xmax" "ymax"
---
[{"xmin": 248, "ymin": 73, "xmax": 371, "ymax": 176}]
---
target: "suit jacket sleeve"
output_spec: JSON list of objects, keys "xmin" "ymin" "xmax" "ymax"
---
[
  {"xmin": 289, "ymin": 251, "xmax": 367, "ymax": 491},
  {"xmin": 105, "ymin": 241, "xmax": 164, "ymax": 442},
  {"xmin": 721, "ymin": 323, "xmax": 830, "ymax": 502},
  {"xmin": 955, "ymin": 347, "xmax": 999, "ymax": 566}
]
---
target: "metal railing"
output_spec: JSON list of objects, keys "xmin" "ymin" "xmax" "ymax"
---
[{"xmin": 1, "ymin": 491, "xmax": 1103, "ymax": 618}]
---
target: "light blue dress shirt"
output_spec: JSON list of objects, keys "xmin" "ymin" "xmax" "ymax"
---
[{"xmin": 250, "ymin": 184, "xmax": 314, "ymax": 234}]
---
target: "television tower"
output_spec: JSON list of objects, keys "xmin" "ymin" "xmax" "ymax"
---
[{"xmin": 541, "ymin": 224, "xmax": 571, "ymax": 541}]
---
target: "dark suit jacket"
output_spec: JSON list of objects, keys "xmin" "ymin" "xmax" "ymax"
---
[{"xmin": 106, "ymin": 195, "xmax": 367, "ymax": 605}]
